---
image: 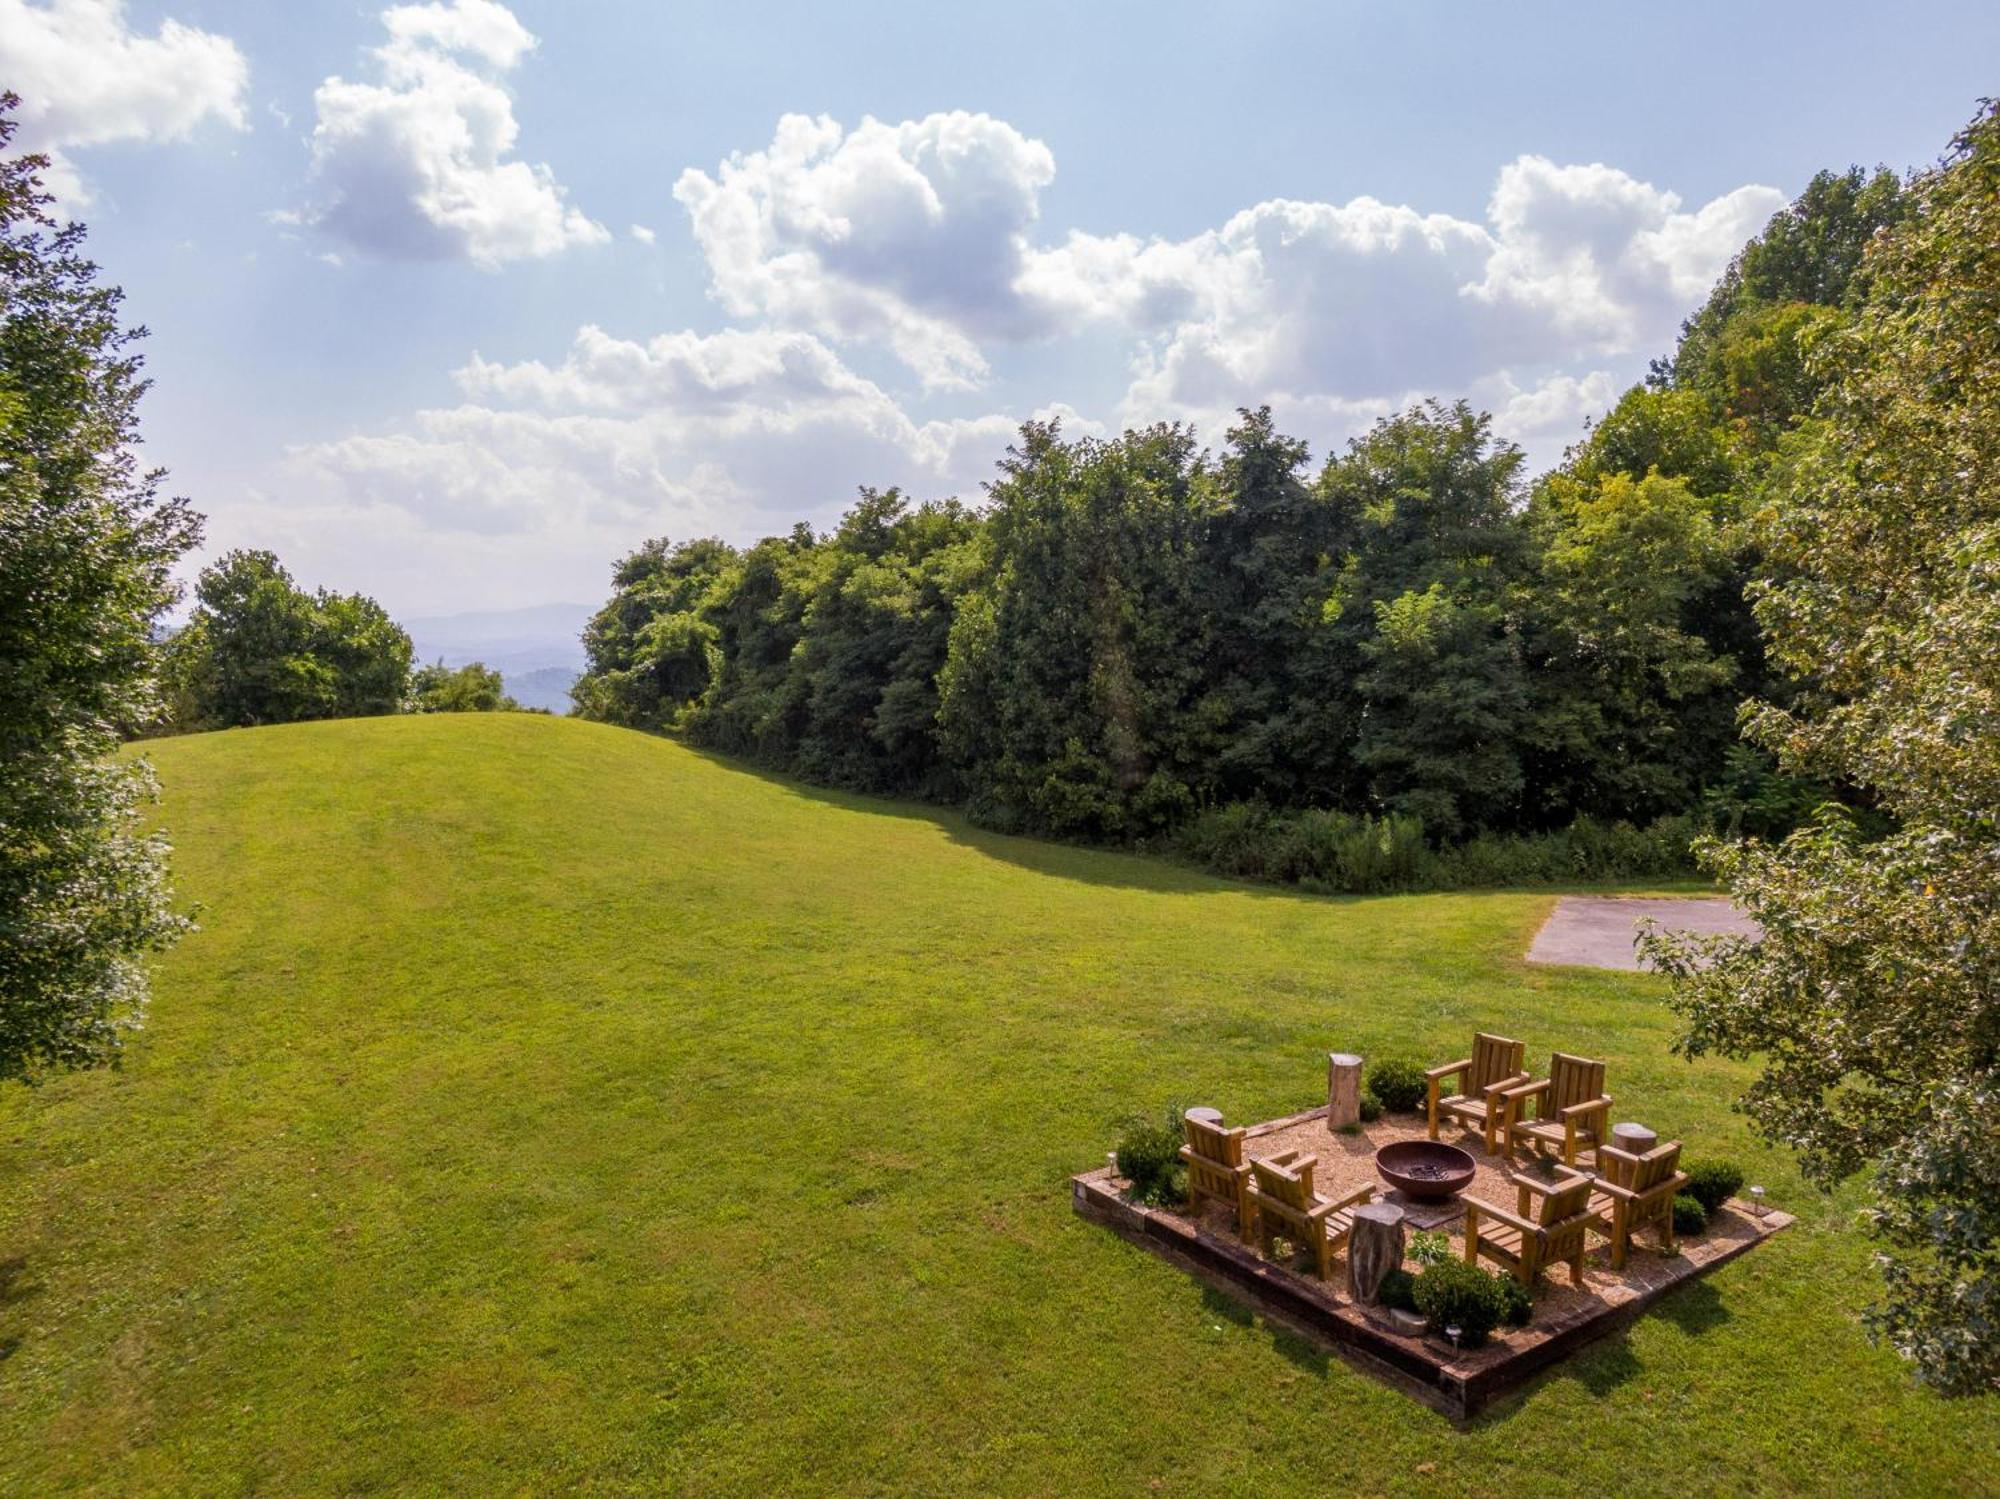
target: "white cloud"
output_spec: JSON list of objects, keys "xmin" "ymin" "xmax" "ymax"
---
[
  {"xmin": 674, "ymin": 112, "xmax": 1784, "ymax": 450},
  {"xmin": 674, "ymin": 111, "xmax": 1058, "ymax": 389},
  {"xmin": 0, "ymin": 0, "xmax": 248, "ymax": 202},
  {"xmin": 273, "ymin": 325, "xmax": 1036, "ymax": 609},
  {"xmin": 628, "ymin": 223, "xmax": 656, "ymax": 244},
  {"xmin": 288, "ymin": 0, "xmax": 606, "ymax": 268}
]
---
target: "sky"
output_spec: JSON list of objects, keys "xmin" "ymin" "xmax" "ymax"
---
[{"xmin": 5, "ymin": 1, "xmax": 1995, "ymax": 618}]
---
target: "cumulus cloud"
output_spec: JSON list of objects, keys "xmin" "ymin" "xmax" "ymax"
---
[
  {"xmin": 282, "ymin": 325, "xmax": 1029, "ymax": 579},
  {"xmin": 287, "ymin": 0, "xmax": 606, "ymax": 268},
  {"xmin": 674, "ymin": 111, "xmax": 1058, "ymax": 389},
  {"xmin": 674, "ymin": 111, "xmax": 1784, "ymax": 446},
  {"xmin": 0, "ymin": 0, "xmax": 249, "ymax": 202}
]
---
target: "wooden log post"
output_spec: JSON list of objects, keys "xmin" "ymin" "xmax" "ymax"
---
[
  {"xmin": 1348, "ymin": 1202, "xmax": 1406, "ymax": 1305},
  {"xmin": 1610, "ymin": 1122, "xmax": 1658, "ymax": 1157},
  {"xmin": 1327, "ymin": 1052, "xmax": 1364, "ymax": 1131}
]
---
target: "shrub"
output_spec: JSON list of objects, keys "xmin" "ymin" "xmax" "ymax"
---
[
  {"xmin": 1378, "ymin": 1267, "xmax": 1419, "ymax": 1313},
  {"xmin": 1672, "ymin": 1194, "xmax": 1709, "ymax": 1236},
  {"xmin": 1358, "ymin": 1089, "xmax": 1383, "ymax": 1123},
  {"xmin": 1411, "ymin": 1259, "xmax": 1506, "ymax": 1348},
  {"xmin": 1115, "ymin": 1105, "xmax": 1189, "ymax": 1207},
  {"xmin": 1683, "ymin": 1161, "xmax": 1745, "ymax": 1216},
  {"xmin": 1366, "ymin": 1057, "xmax": 1428, "ymax": 1113},
  {"xmin": 1494, "ymin": 1274, "xmax": 1534, "ymax": 1327},
  {"xmin": 1180, "ymin": 802, "xmax": 1701, "ymax": 894},
  {"xmin": 1407, "ymin": 1229, "xmax": 1452, "ymax": 1267}
]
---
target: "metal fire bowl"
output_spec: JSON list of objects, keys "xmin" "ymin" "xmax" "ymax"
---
[{"xmin": 1374, "ymin": 1140, "xmax": 1478, "ymax": 1201}]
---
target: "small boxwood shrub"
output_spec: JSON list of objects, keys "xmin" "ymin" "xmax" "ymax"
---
[
  {"xmin": 1682, "ymin": 1161, "xmax": 1744, "ymax": 1215},
  {"xmin": 1672, "ymin": 1193, "xmax": 1709, "ymax": 1235},
  {"xmin": 1408, "ymin": 1229, "xmax": 1452, "ymax": 1266},
  {"xmin": 1358, "ymin": 1089, "xmax": 1383, "ymax": 1123},
  {"xmin": 1366, "ymin": 1057, "xmax": 1427, "ymax": 1113},
  {"xmin": 1378, "ymin": 1267, "xmax": 1418, "ymax": 1313},
  {"xmin": 1494, "ymin": 1274, "xmax": 1533, "ymax": 1327},
  {"xmin": 1115, "ymin": 1105, "xmax": 1189, "ymax": 1207},
  {"xmin": 1411, "ymin": 1259, "xmax": 1506, "ymax": 1348}
]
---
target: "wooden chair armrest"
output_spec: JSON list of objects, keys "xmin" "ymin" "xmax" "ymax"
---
[
  {"xmin": 1324, "ymin": 1184, "xmax": 1376, "ymax": 1212},
  {"xmin": 1465, "ymin": 1197, "xmax": 1540, "ymax": 1234},
  {"xmin": 1304, "ymin": 1199, "xmax": 1338, "ymax": 1223},
  {"xmin": 1263, "ymin": 1149, "xmax": 1303, "ymax": 1167},
  {"xmin": 1425, "ymin": 1058, "xmax": 1472, "ymax": 1082},
  {"xmin": 1481, "ymin": 1071, "xmax": 1532, "ymax": 1101},
  {"xmin": 1560, "ymin": 1096, "xmax": 1612, "ymax": 1121},
  {"xmin": 1501, "ymin": 1077, "xmax": 1551, "ymax": 1101}
]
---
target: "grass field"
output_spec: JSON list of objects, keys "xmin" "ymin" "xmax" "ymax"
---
[{"xmin": 2, "ymin": 715, "xmax": 1993, "ymax": 1494}]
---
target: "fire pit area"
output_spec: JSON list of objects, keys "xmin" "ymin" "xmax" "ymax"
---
[{"xmin": 1071, "ymin": 1103, "xmax": 1793, "ymax": 1419}]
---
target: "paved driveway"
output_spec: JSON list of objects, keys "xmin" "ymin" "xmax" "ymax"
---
[{"xmin": 1525, "ymin": 896, "xmax": 1759, "ymax": 971}]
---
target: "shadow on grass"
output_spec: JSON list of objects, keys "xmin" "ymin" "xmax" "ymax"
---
[
  {"xmin": 0, "ymin": 1256, "xmax": 37, "ymax": 1364},
  {"xmin": 677, "ymin": 739, "xmax": 1666, "ymax": 908},
  {"xmin": 1471, "ymin": 1275, "xmax": 1736, "ymax": 1428},
  {"xmin": 1199, "ymin": 1286, "xmax": 1338, "ymax": 1379}
]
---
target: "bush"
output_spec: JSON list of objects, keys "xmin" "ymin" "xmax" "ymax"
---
[
  {"xmin": 1494, "ymin": 1274, "xmax": 1533, "ymax": 1327},
  {"xmin": 1378, "ymin": 1267, "xmax": 1419, "ymax": 1313},
  {"xmin": 1115, "ymin": 1105, "xmax": 1189, "ymax": 1207},
  {"xmin": 1179, "ymin": 803, "xmax": 1701, "ymax": 894},
  {"xmin": 1682, "ymin": 1161, "xmax": 1744, "ymax": 1215},
  {"xmin": 1672, "ymin": 1194, "xmax": 1709, "ymax": 1236},
  {"xmin": 1358, "ymin": 1089, "xmax": 1383, "ymax": 1123},
  {"xmin": 1366, "ymin": 1057, "xmax": 1428, "ymax": 1113},
  {"xmin": 1411, "ymin": 1259, "xmax": 1506, "ymax": 1348}
]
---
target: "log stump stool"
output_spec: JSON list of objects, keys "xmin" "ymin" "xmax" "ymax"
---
[
  {"xmin": 1610, "ymin": 1122, "xmax": 1658, "ymax": 1158},
  {"xmin": 1348, "ymin": 1201, "xmax": 1407, "ymax": 1305},
  {"xmin": 1326, "ymin": 1053, "xmax": 1364, "ymax": 1131}
]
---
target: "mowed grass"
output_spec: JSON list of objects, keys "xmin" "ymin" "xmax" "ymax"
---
[{"xmin": 1, "ymin": 715, "xmax": 1992, "ymax": 1495}]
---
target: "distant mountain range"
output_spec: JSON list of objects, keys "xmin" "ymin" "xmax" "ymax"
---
[{"xmin": 404, "ymin": 602, "xmax": 592, "ymax": 714}]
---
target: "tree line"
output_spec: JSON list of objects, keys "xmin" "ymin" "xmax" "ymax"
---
[{"xmin": 571, "ymin": 162, "xmax": 1907, "ymax": 885}]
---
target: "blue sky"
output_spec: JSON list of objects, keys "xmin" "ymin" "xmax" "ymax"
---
[{"xmin": 7, "ymin": 1, "xmax": 1994, "ymax": 614}]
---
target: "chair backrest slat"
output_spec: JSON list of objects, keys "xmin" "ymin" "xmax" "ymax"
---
[
  {"xmin": 1540, "ymin": 1175, "xmax": 1593, "ymax": 1225},
  {"xmin": 1184, "ymin": 1115, "xmax": 1244, "ymax": 1167},
  {"xmin": 1630, "ymin": 1140, "xmax": 1682, "ymax": 1193},
  {"xmin": 1549, "ymin": 1052, "xmax": 1606, "ymax": 1112},
  {"xmin": 1250, "ymin": 1154, "xmax": 1317, "ymax": 1210},
  {"xmin": 1470, "ymin": 1032, "xmax": 1525, "ymax": 1093}
]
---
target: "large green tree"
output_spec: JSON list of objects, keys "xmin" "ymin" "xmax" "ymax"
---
[
  {"xmin": 1319, "ymin": 401, "xmax": 1531, "ymax": 835},
  {"xmin": 1647, "ymin": 103, "xmax": 2000, "ymax": 1394},
  {"xmin": 164, "ymin": 549, "xmax": 414, "ymax": 729},
  {"xmin": 938, "ymin": 422, "xmax": 1214, "ymax": 837},
  {"xmin": 0, "ymin": 101, "xmax": 200, "ymax": 1084}
]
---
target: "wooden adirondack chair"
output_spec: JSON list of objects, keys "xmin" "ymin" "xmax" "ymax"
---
[
  {"xmin": 1425, "ymin": 1032, "xmax": 1529, "ymax": 1153},
  {"xmin": 1247, "ymin": 1150, "xmax": 1377, "ymax": 1282},
  {"xmin": 1503, "ymin": 1052, "xmax": 1612, "ymax": 1167},
  {"xmin": 1464, "ymin": 1168, "xmax": 1594, "ymax": 1288},
  {"xmin": 1586, "ymin": 1140, "xmax": 1689, "ymax": 1269},
  {"xmin": 1179, "ymin": 1113, "xmax": 1254, "ymax": 1242}
]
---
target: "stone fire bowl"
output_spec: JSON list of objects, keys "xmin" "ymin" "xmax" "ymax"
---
[{"xmin": 1374, "ymin": 1139, "xmax": 1478, "ymax": 1201}]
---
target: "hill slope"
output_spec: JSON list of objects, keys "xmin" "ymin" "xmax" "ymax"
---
[{"xmin": 0, "ymin": 716, "xmax": 1990, "ymax": 1493}]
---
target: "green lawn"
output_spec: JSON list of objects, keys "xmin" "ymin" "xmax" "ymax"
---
[{"xmin": 2, "ymin": 715, "xmax": 1992, "ymax": 1494}]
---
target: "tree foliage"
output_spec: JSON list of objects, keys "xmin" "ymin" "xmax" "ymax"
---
[
  {"xmin": 163, "ymin": 549, "xmax": 414, "ymax": 730},
  {"xmin": 408, "ymin": 660, "xmax": 519, "ymax": 713},
  {"xmin": 1645, "ymin": 103, "xmax": 2000, "ymax": 1394},
  {"xmin": 0, "ymin": 98, "xmax": 199, "ymax": 1084}
]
